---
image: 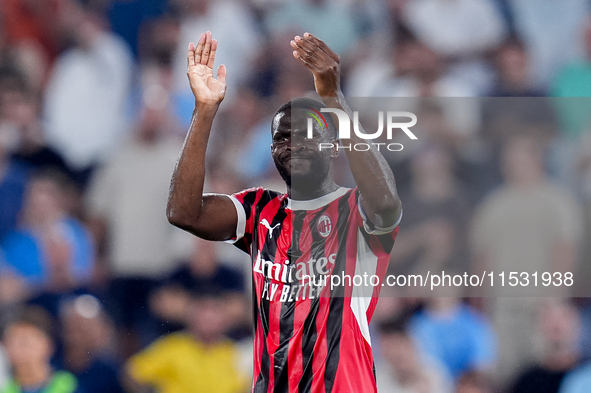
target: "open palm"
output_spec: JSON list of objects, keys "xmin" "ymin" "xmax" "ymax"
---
[{"xmin": 187, "ymin": 31, "xmax": 227, "ymax": 106}]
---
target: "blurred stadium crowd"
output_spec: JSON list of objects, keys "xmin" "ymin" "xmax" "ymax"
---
[{"xmin": 1, "ymin": 0, "xmax": 591, "ymax": 392}]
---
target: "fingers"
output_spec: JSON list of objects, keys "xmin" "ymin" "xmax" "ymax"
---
[
  {"xmin": 194, "ymin": 33, "xmax": 206, "ymax": 64},
  {"xmin": 292, "ymin": 49, "xmax": 317, "ymax": 70},
  {"xmin": 304, "ymin": 32, "xmax": 339, "ymax": 62},
  {"xmin": 291, "ymin": 36, "xmax": 322, "ymax": 70},
  {"xmin": 187, "ymin": 42, "xmax": 196, "ymax": 67},
  {"xmin": 190, "ymin": 32, "xmax": 217, "ymax": 69},
  {"xmin": 291, "ymin": 36, "xmax": 318, "ymax": 57},
  {"xmin": 217, "ymin": 64, "xmax": 226, "ymax": 83},
  {"xmin": 217, "ymin": 64, "xmax": 227, "ymax": 98},
  {"xmin": 201, "ymin": 31, "xmax": 212, "ymax": 65},
  {"xmin": 207, "ymin": 39, "xmax": 218, "ymax": 69}
]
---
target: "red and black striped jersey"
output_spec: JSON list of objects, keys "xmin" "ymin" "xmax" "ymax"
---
[{"xmin": 227, "ymin": 187, "xmax": 400, "ymax": 393}]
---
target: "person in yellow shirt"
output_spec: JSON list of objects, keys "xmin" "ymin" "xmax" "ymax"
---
[{"xmin": 126, "ymin": 289, "xmax": 250, "ymax": 393}]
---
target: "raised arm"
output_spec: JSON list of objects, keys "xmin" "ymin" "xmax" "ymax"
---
[
  {"xmin": 290, "ymin": 33, "xmax": 402, "ymax": 229},
  {"xmin": 166, "ymin": 32, "xmax": 237, "ymax": 241}
]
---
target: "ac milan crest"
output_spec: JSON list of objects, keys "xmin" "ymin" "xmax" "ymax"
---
[{"xmin": 317, "ymin": 215, "xmax": 332, "ymax": 238}]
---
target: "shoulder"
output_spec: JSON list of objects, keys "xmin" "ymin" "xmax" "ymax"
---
[{"xmin": 231, "ymin": 187, "xmax": 285, "ymax": 207}]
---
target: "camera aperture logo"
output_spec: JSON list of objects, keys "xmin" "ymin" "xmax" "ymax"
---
[{"xmin": 305, "ymin": 107, "xmax": 418, "ymax": 152}]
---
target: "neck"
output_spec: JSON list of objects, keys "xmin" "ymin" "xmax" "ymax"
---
[
  {"xmin": 287, "ymin": 178, "xmax": 339, "ymax": 200},
  {"xmin": 15, "ymin": 363, "xmax": 52, "ymax": 388}
]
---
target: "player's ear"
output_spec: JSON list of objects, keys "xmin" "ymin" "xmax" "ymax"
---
[{"xmin": 331, "ymin": 140, "xmax": 339, "ymax": 158}]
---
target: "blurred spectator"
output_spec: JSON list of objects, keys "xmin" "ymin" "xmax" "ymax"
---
[
  {"xmin": 86, "ymin": 77, "xmax": 189, "ymax": 349},
  {"xmin": 0, "ymin": 345, "xmax": 7, "ymax": 392},
  {"xmin": 1, "ymin": 170, "xmax": 95, "ymax": 291},
  {"xmin": 208, "ymin": 88, "xmax": 273, "ymax": 182},
  {"xmin": 370, "ymin": 29, "xmax": 477, "ymax": 98},
  {"xmin": 126, "ymin": 290, "xmax": 250, "ymax": 393},
  {"xmin": 456, "ymin": 370, "xmax": 494, "ymax": 393},
  {"xmin": 376, "ymin": 316, "xmax": 453, "ymax": 393},
  {"xmin": 137, "ymin": 16, "xmax": 180, "ymax": 69},
  {"xmin": 58, "ymin": 295, "xmax": 125, "ymax": 393},
  {"xmin": 0, "ymin": 68, "xmax": 72, "ymax": 181},
  {"xmin": 0, "ymin": 246, "xmax": 29, "ymax": 309},
  {"xmin": 510, "ymin": 299, "xmax": 582, "ymax": 393},
  {"xmin": 490, "ymin": 34, "xmax": 545, "ymax": 97},
  {"xmin": 511, "ymin": 0, "xmax": 589, "ymax": 89},
  {"xmin": 390, "ymin": 145, "xmax": 472, "ymax": 279},
  {"xmin": 0, "ymin": 268, "xmax": 29, "ymax": 315},
  {"xmin": 165, "ymin": 237, "xmax": 244, "ymax": 296},
  {"xmin": 0, "ymin": 0, "xmax": 61, "ymax": 64},
  {"xmin": 402, "ymin": 0, "xmax": 507, "ymax": 94},
  {"xmin": 560, "ymin": 362, "xmax": 591, "ymax": 393},
  {"xmin": 471, "ymin": 134, "xmax": 583, "ymax": 382},
  {"xmin": 151, "ymin": 237, "xmax": 249, "ymax": 339},
  {"xmin": 1, "ymin": 306, "xmax": 81, "ymax": 393},
  {"xmin": 552, "ymin": 17, "xmax": 591, "ymax": 100},
  {"xmin": 410, "ymin": 296, "xmax": 497, "ymax": 380},
  {"xmin": 550, "ymin": 16, "xmax": 591, "ymax": 165},
  {"xmin": 0, "ymin": 75, "xmax": 29, "ymax": 242},
  {"xmin": 472, "ymin": 134, "xmax": 583, "ymax": 277},
  {"xmin": 264, "ymin": 0, "xmax": 363, "ymax": 57},
  {"xmin": 171, "ymin": 0, "xmax": 260, "ymax": 112},
  {"xmin": 44, "ymin": 0, "xmax": 133, "ymax": 186},
  {"xmin": 107, "ymin": 0, "xmax": 170, "ymax": 58}
]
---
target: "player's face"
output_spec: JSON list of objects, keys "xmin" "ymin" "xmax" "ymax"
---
[{"xmin": 271, "ymin": 110, "xmax": 334, "ymax": 188}]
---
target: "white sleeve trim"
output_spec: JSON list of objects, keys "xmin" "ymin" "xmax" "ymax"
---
[
  {"xmin": 225, "ymin": 195, "xmax": 247, "ymax": 244},
  {"xmin": 358, "ymin": 198, "xmax": 403, "ymax": 235}
]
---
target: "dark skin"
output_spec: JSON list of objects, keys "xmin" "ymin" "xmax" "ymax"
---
[{"xmin": 167, "ymin": 31, "xmax": 401, "ymax": 240}]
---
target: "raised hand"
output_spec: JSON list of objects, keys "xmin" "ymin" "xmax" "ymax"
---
[
  {"xmin": 187, "ymin": 31, "xmax": 227, "ymax": 107},
  {"xmin": 290, "ymin": 33, "xmax": 341, "ymax": 98}
]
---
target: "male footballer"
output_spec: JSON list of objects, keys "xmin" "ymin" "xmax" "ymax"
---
[{"xmin": 167, "ymin": 31, "xmax": 402, "ymax": 393}]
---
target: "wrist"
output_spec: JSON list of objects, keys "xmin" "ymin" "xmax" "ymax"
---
[
  {"xmin": 195, "ymin": 101, "xmax": 220, "ymax": 115},
  {"xmin": 320, "ymin": 91, "xmax": 344, "ymax": 107}
]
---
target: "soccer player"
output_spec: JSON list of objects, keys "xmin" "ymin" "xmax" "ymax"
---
[{"xmin": 167, "ymin": 31, "xmax": 402, "ymax": 393}]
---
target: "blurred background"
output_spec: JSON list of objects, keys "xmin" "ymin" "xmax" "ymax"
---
[{"xmin": 1, "ymin": 0, "xmax": 591, "ymax": 392}]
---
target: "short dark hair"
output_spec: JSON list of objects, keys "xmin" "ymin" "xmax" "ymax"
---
[
  {"xmin": 272, "ymin": 97, "xmax": 338, "ymax": 140},
  {"xmin": 3, "ymin": 306, "xmax": 55, "ymax": 341}
]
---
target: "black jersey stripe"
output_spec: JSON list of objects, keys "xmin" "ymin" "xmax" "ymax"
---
[
  {"xmin": 324, "ymin": 193, "xmax": 352, "ymax": 392},
  {"xmin": 253, "ymin": 192, "xmax": 283, "ymax": 393},
  {"xmin": 271, "ymin": 207, "xmax": 293, "ymax": 393},
  {"xmin": 272, "ymin": 209, "xmax": 303, "ymax": 393},
  {"xmin": 254, "ymin": 297, "xmax": 271, "ymax": 392},
  {"xmin": 253, "ymin": 327, "xmax": 270, "ymax": 393},
  {"xmin": 298, "ymin": 299, "xmax": 319, "ymax": 393}
]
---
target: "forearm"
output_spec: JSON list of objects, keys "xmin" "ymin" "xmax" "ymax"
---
[
  {"xmin": 323, "ymin": 93, "xmax": 401, "ymax": 226},
  {"xmin": 166, "ymin": 104, "xmax": 218, "ymax": 228}
]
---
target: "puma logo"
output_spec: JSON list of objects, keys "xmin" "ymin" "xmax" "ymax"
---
[{"xmin": 261, "ymin": 219, "xmax": 280, "ymax": 238}]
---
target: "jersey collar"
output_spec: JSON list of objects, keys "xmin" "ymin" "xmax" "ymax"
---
[{"xmin": 286, "ymin": 187, "xmax": 350, "ymax": 211}]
